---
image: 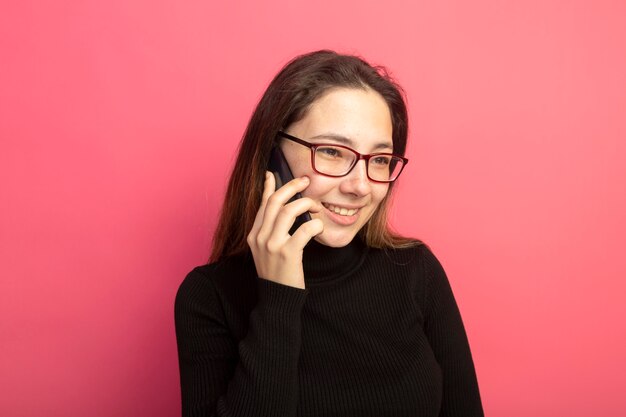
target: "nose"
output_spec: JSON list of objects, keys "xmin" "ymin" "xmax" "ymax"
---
[{"xmin": 339, "ymin": 159, "xmax": 371, "ymax": 197}]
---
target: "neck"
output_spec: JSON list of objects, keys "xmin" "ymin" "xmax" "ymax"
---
[{"xmin": 302, "ymin": 236, "xmax": 369, "ymax": 286}]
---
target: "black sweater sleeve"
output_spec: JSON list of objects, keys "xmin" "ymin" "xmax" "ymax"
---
[
  {"xmin": 174, "ymin": 267, "xmax": 308, "ymax": 417},
  {"xmin": 421, "ymin": 248, "xmax": 484, "ymax": 417}
]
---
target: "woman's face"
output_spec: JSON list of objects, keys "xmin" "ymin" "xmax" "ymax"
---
[{"xmin": 281, "ymin": 87, "xmax": 393, "ymax": 247}]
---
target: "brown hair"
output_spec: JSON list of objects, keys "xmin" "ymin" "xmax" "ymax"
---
[{"xmin": 210, "ymin": 50, "xmax": 420, "ymax": 262}]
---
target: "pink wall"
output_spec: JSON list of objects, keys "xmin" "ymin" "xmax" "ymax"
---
[{"xmin": 1, "ymin": 1, "xmax": 625, "ymax": 415}]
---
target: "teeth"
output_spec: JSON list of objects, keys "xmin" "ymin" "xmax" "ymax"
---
[{"xmin": 324, "ymin": 204, "xmax": 358, "ymax": 216}]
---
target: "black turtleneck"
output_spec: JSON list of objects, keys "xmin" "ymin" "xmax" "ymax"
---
[
  {"xmin": 302, "ymin": 237, "xmax": 369, "ymax": 286},
  {"xmin": 175, "ymin": 238, "xmax": 483, "ymax": 417}
]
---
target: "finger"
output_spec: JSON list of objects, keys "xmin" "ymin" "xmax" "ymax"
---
[
  {"xmin": 288, "ymin": 218, "xmax": 325, "ymax": 250},
  {"xmin": 266, "ymin": 176, "xmax": 312, "ymax": 209},
  {"xmin": 259, "ymin": 176, "xmax": 310, "ymax": 239},
  {"xmin": 250, "ymin": 172, "xmax": 275, "ymax": 237},
  {"xmin": 271, "ymin": 197, "xmax": 323, "ymax": 237}
]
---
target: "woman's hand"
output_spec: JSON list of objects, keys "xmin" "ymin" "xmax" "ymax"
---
[{"xmin": 247, "ymin": 172, "xmax": 324, "ymax": 289}]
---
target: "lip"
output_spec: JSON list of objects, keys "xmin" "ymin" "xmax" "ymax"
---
[
  {"xmin": 322, "ymin": 204, "xmax": 361, "ymax": 226},
  {"xmin": 322, "ymin": 202, "xmax": 365, "ymax": 210}
]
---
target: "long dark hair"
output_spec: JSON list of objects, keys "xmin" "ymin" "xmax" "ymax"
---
[{"xmin": 210, "ymin": 50, "xmax": 419, "ymax": 262}]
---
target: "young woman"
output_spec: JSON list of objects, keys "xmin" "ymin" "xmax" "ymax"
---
[{"xmin": 175, "ymin": 50, "xmax": 484, "ymax": 417}]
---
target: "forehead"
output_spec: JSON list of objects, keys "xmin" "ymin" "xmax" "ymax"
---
[{"xmin": 290, "ymin": 87, "xmax": 393, "ymax": 151}]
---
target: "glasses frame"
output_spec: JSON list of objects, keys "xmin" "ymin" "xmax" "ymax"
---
[{"xmin": 276, "ymin": 131, "xmax": 408, "ymax": 183}]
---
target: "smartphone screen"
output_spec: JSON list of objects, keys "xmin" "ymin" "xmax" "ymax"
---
[{"xmin": 268, "ymin": 146, "xmax": 312, "ymax": 234}]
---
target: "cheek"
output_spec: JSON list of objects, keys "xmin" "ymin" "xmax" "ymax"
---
[
  {"xmin": 283, "ymin": 147, "xmax": 312, "ymax": 179},
  {"xmin": 301, "ymin": 177, "xmax": 335, "ymax": 200},
  {"xmin": 371, "ymin": 184, "xmax": 390, "ymax": 206}
]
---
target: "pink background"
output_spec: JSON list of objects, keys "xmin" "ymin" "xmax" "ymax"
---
[{"xmin": 1, "ymin": 1, "xmax": 625, "ymax": 416}]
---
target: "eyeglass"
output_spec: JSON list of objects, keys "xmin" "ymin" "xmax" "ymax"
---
[{"xmin": 277, "ymin": 131, "xmax": 408, "ymax": 183}]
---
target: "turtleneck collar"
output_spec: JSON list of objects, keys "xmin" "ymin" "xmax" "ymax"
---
[{"xmin": 302, "ymin": 236, "xmax": 369, "ymax": 287}]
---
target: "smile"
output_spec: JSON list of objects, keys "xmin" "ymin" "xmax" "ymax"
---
[{"xmin": 322, "ymin": 203, "xmax": 360, "ymax": 216}]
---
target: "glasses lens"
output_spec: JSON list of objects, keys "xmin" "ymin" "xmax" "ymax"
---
[
  {"xmin": 368, "ymin": 155, "xmax": 405, "ymax": 182},
  {"xmin": 314, "ymin": 146, "xmax": 357, "ymax": 176}
]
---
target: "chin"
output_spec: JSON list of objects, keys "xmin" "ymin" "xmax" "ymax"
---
[{"xmin": 313, "ymin": 231, "xmax": 357, "ymax": 248}]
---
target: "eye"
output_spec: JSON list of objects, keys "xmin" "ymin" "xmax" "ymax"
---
[
  {"xmin": 371, "ymin": 155, "xmax": 391, "ymax": 166},
  {"xmin": 317, "ymin": 146, "xmax": 343, "ymax": 158}
]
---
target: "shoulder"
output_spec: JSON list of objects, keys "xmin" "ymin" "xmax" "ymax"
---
[
  {"xmin": 370, "ymin": 241, "xmax": 448, "ymax": 303},
  {"xmin": 175, "ymin": 251, "xmax": 256, "ymax": 314},
  {"xmin": 175, "ymin": 264, "xmax": 216, "ymax": 304},
  {"xmin": 371, "ymin": 240, "xmax": 441, "ymax": 272},
  {"xmin": 174, "ymin": 264, "xmax": 220, "ymax": 320}
]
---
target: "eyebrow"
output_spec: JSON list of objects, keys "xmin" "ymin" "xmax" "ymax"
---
[{"xmin": 309, "ymin": 133, "xmax": 393, "ymax": 152}]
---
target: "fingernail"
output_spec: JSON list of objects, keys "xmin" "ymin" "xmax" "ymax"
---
[{"xmin": 301, "ymin": 176, "xmax": 310, "ymax": 183}]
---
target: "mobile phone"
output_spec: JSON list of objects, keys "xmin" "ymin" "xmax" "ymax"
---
[{"xmin": 268, "ymin": 145, "xmax": 312, "ymax": 234}]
